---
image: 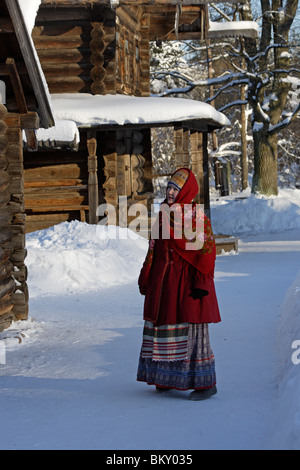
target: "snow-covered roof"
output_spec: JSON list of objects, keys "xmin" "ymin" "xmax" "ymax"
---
[
  {"xmin": 23, "ymin": 119, "xmax": 80, "ymax": 150},
  {"xmin": 208, "ymin": 21, "xmax": 259, "ymax": 39},
  {"xmin": 51, "ymin": 93, "xmax": 230, "ymax": 129},
  {"xmin": 29, "ymin": 93, "xmax": 229, "ymax": 148}
]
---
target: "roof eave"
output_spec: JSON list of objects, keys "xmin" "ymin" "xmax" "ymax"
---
[{"xmin": 6, "ymin": 0, "xmax": 55, "ymax": 128}]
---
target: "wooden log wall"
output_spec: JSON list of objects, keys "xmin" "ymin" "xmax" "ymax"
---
[
  {"xmin": 96, "ymin": 128, "xmax": 153, "ymax": 224},
  {"xmin": 24, "ymin": 142, "xmax": 89, "ymax": 233},
  {"xmin": 33, "ymin": 4, "xmax": 150, "ymax": 97},
  {"xmin": 173, "ymin": 128, "xmax": 210, "ymax": 216},
  {"xmin": 23, "ymin": 125, "xmax": 154, "ymax": 233},
  {"xmin": 115, "ymin": 7, "xmax": 150, "ymax": 96},
  {"xmin": 0, "ymin": 104, "xmax": 29, "ymax": 332}
]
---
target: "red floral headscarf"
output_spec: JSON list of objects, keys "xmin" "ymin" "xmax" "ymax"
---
[
  {"xmin": 143, "ymin": 168, "xmax": 216, "ymax": 279},
  {"xmin": 161, "ymin": 168, "xmax": 216, "ymax": 276}
]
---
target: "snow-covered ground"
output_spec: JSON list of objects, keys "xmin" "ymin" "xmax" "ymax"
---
[{"xmin": 0, "ymin": 188, "xmax": 300, "ymax": 450}]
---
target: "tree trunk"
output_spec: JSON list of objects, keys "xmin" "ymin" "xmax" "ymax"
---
[
  {"xmin": 240, "ymin": 84, "xmax": 248, "ymax": 190},
  {"xmin": 252, "ymin": 129, "xmax": 278, "ymax": 196}
]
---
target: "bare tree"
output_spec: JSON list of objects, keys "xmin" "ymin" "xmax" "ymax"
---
[{"xmin": 151, "ymin": 0, "xmax": 300, "ymax": 196}]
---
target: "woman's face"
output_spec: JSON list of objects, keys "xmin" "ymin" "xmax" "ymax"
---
[{"xmin": 166, "ymin": 183, "xmax": 180, "ymax": 204}]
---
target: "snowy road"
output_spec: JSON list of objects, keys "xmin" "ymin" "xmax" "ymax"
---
[{"xmin": 0, "ymin": 228, "xmax": 300, "ymax": 450}]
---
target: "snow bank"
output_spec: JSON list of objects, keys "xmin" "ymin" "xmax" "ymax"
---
[
  {"xmin": 266, "ymin": 270, "xmax": 300, "ymax": 450},
  {"xmin": 26, "ymin": 221, "xmax": 148, "ymax": 298},
  {"xmin": 25, "ymin": 189, "xmax": 300, "ymax": 298},
  {"xmin": 211, "ymin": 188, "xmax": 300, "ymax": 235}
]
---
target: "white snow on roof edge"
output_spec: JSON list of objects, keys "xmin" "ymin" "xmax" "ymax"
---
[
  {"xmin": 18, "ymin": 0, "xmax": 42, "ymax": 34},
  {"xmin": 50, "ymin": 93, "xmax": 230, "ymax": 129},
  {"xmin": 17, "ymin": 0, "xmax": 53, "ymax": 126}
]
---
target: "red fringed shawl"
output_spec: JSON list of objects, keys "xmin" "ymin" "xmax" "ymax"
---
[{"xmin": 142, "ymin": 168, "xmax": 216, "ymax": 283}]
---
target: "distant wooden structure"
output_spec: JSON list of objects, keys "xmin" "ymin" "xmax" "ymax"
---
[{"xmin": 0, "ymin": 0, "xmax": 53, "ymax": 331}]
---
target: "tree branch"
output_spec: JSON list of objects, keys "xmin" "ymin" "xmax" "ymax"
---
[{"xmin": 269, "ymin": 101, "xmax": 300, "ymax": 134}]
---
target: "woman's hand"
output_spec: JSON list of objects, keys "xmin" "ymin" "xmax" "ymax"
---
[{"xmin": 191, "ymin": 288, "xmax": 209, "ymax": 300}]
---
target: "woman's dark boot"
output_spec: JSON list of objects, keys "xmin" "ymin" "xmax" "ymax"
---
[
  {"xmin": 188, "ymin": 385, "xmax": 217, "ymax": 401},
  {"xmin": 156, "ymin": 386, "xmax": 172, "ymax": 392}
]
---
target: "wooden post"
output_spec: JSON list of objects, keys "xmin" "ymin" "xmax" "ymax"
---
[
  {"xmin": 0, "ymin": 104, "xmax": 14, "ymax": 331},
  {"xmin": 190, "ymin": 131, "xmax": 203, "ymax": 205},
  {"xmin": 87, "ymin": 131, "xmax": 99, "ymax": 224},
  {"xmin": 0, "ymin": 104, "xmax": 34, "ymax": 330},
  {"xmin": 6, "ymin": 112, "xmax": 29, "ymax": 323},
  {"xmin": 241, "ymin": 83, "xmax": 248, "ymax": 190},
  {"xmin": 202, "ymin": 132, "xmax": 211, "ymax": 219},
  {"xmin": 90, "ymin": 22, "xmax": 107, "ymax": 95},
  {"xmin": 174, "ymin": 128, "xmax": 190, "ymax": 169},
  {"xmin": 6, "ymin": 58, "xmax": 37, "ymax": 151}
]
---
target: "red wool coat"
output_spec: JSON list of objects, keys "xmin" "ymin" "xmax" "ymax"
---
[
  {"xmin": 138, "ymin": 237, "xmax": 221, "ymax": 326},
  {"xmin": 138, "ymin": 168, "xmax": 221, "ymax": 327}
]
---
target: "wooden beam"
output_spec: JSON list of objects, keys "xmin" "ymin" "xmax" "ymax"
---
[
  {"xmin": 117, "ymin": 0, "xmax": 244, "ymax": 3},
  {"xmin": 5, "ymin": 0, "xmax": 54, "ymax": 128},
  {"xmin": 202, "ymin": 132, "xmax": 210, "ymax": 219},
  {"xmin": 6, "ymin": 58, "xmax": 27, "ymax": 114},
  {"xmin": 190, "ymin": 131, "xmax": 203, "ymax": 205},
  {"xmin": 6, "ymin": 58, "xmax": 38, "ymax": 151},
  {"xmin": 0, "ymin": 18, "xmax": 14, "ymax": 33},
  {"xmin": 87, "ymin": 131, "xmax": 99, "ymax": 224},
  {"xmin": 41, "ymin": 0, "xmax": 244, "ymax": 5}
]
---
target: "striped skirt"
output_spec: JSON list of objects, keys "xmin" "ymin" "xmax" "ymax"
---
[{"xmin": 137, "ymin": 322, "xmax": 216, "ymax": 391}]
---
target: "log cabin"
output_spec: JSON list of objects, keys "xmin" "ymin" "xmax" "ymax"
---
[
  {"xmin": 0, "ymin": 0, "xmax": 53, "ymax": 331},
  {"xmin": 0, "ymin": 0, "xmax": 256, "ymax": 330},
  {"xmin": 23, "ymin": 0, "xmax": 257, "ymax": 234}
]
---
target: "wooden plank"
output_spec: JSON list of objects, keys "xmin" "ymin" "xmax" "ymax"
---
[
  {"xmin": 0, "ymin": 261, "xmax": 14, "ymax": 283},
  {"xmin": 6, "ymin": 58, "xmax": 30, "ymax": 113},
  {"xmin": 40, "ymin": 0, "xmax": 243, "ymax": 5},
  {"xmin": 202, "ymin": 132, "xmax": 210, "ymax": 218},
  {"xmin": 33, "ymin": 24, "xmax": 91, "ymax": 38},
  {"xmin": 0, "ymin": 190, "xmax": 10, "ymax": 210},
  {"xmin": 0, "ymin": 153, "xmax": 8, "ymax": 171},
  {"xmin": 0, "ymin": 242, "xmax": 14, "ymax": 264},
  {"xmin": 25, "ymin": 218, "xmax": 69, "ymax": 233},
  {"xmin": 25, "ymin": 193, "xmax": 88, "ymax": 209},
  {"xmin": 24, "ymin": 179, "xmax": 86, "ymax": 189},
  {"xmin": 39, "ymin": 63, "xmax": 92, "ymax": 78},
  {"xmin": 0, "ymin": 170, "xmax": 10, "ymax": 192},
  {"xmin": 0, "ymin": 208, "xmax": 12, "ymax": 227},
  {"xmin": 25, "ymin": 185, "xmax": 88, "ymax": 193},
  {"xmin": 36, "ymin": 47, "xmax": 91, "ymax": 63},
  {"xmin": 190, "ymin": 131, "xmax": 203, "ymax": 205},
  {"xmin": 0, "ymin": 304, "xmax": 14, "ymax": 319},
  {"xmin": 34, "ymin": 35, "xmax": 90, "ymax": 49},
  {"xmin": 20, "ymin": 112, "xmax": 39, "ymax": 130},
  {"xmin": 87, "ymin": 131, "xmax": 99, "ymax": 224},
  {"xmin": 0, "ymin": 277, "xmax": 15, "ymax": 302},
  {"xmin": 6, "ymin": 59, "xmax": 38, "ymax": 149},
  {"xmin": 24, "ymin": 164, "xmax": 84, "ymax": 180},
  {"xmin": 5, "ymin": 0, "xmax": 54, "ymax": 128},
  {"xmin": 25, "ymin": 205, "xmax": 89, "ymax": 213}
]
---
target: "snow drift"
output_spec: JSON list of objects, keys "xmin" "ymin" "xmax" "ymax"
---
[
  {"xmin": 211, "ymin": 188, "xmax": 300, "ymax": 235},
  {"xmin": 26, "ymin": 222, "xmax": 148, "ymax": 298}
]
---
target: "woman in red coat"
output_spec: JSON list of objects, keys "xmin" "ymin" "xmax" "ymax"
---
[{"xmin": 137, "ymin": 168, "xmax": 221, "ymax": 400}]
